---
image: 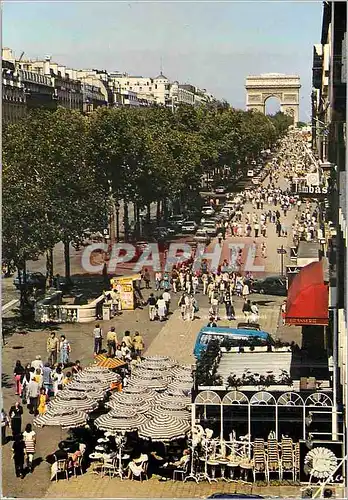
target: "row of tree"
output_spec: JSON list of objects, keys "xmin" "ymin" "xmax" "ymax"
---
[{"xmin": 3, "ymin": 104, "xmax": 292, "ymax": 290}]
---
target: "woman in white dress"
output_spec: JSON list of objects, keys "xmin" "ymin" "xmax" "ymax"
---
[{"xmin": 156, "ymin": 296, "xmax": 167, "ymax": 321}]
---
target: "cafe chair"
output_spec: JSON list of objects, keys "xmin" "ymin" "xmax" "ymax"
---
[
  {"xmin": 293, "ymin": 442, "xmax": 300, "ymax": 481},
  {"xmin": 102, "ymin": 457, "xmax": 117, "ymax": 478},
  {"xmin": 280, "ymin": 437, "xmax": 295, "ymax": 481},
  {"xmin": 173, "ymin": 460, "xmax": 189, "ymax": 481},
  {"xmin": 55, "ymin": 459, "xmax": 69, "ymax": 482},
  {"xmin": 73, "ymin": 455, "xmax": 84, "ymax": 477},
  {"xmin": 252, "ymin": 439, "xmax": 268, "ymax": 482},
  {"xmin": 267, "ymin": 438, "xmax": 281, "ymax": 480}
]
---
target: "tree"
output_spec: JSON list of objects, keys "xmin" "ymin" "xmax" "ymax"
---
[{"xmin": 268, "ymin": 111, "xmax": 293, "ymax": 137}]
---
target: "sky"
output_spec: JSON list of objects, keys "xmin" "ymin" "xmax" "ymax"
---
[{"xmin": 2, "ymin": 0, "xmax": 323, "ymax": 120}]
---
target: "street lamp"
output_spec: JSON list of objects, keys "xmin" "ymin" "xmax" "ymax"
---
[{"xmin": 115, "ymin": 201, "xmax": 120, "ymax": 242}]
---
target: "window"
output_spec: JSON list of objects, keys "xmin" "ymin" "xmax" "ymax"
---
[
  {"xmin": 139, "ymin": 87, "xmax": 142, "ymax": 90},
  {"xmin": 130, "ymin": 87, "xmax": 132, "ymax": 90},
  {"xmin": 149, "ymin": 87, "xmax": 152, "ymax": 91},
  {"xmin": 155, "ymin": 84, "xmax": 157, "ymax": 89}
]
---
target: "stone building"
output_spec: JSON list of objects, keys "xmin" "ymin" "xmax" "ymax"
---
[{"xmin": 2, "ymin": 58, "xmax": 26, "ymax": 125}]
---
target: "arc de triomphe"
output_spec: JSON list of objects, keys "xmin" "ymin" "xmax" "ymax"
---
[{"xmin": 245, "ymin": 73, "xmax": 301, "ymax": 123}]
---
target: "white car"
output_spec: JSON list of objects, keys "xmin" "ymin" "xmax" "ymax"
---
[
  {"xmin": 202, "ymin": 223, "xmax": 217, "ymax": 237},
  {"xmin": 247, "ymin": 170, "xmax": 254, "ymax": 177},
  {"xmin": 194, "ymin": 229, "xmax": 211, "ymax": 244},
  {"xmin": 181, "ymin": 221, "xmax": 198, "ymax": 233},
  {"xmin": 201, "ymin": 205, "xmax": 215, "ymax": 216},
  {"xmin": 220, "ymin": 207, "xmax": 231, "ymax": 217}
]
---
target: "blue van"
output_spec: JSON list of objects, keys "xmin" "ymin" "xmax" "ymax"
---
[{"xmin": 193, "ymin": 326, "xmax": 273, "ymax": 359}]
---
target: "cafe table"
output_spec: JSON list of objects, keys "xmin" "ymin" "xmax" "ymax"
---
[
  {"xmin": 89, "ymin": 452, "xmax": 104, "ymax": 474},
  {"xmin": 217, "ymin": 458, "xmax": 230, "ymax": 481},
  {"xmin": 206, "ymin": 459, "xmax": 219, "ymax": 482}
]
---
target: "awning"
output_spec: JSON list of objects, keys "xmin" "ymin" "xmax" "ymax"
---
[
  {"xmin": 94, "ymin": 355, "xmax": 127, "ymax": 369},
  {"xmin": 285, "ymin": 260, "xmax": 329, "ymax": 326}
]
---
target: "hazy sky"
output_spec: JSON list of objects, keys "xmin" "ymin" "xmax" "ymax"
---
[{"xmin": 3, "ymin": 0, "xmax": 323, "ymax": 120}]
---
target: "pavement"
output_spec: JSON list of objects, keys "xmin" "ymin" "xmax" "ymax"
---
[{"xmin": 1, "ymin": 174, "xmax": 305, "ymax": 498}]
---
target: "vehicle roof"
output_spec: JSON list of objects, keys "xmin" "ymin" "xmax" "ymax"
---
[{"xmin": 197, "ymin": 326, "xmax": 270, "ymax": 337}]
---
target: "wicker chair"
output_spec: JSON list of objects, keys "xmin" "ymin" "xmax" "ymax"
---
[
  {"xmin": 267, "ymin": 438, "xmax": 281, "ymax": 480},
  {"xmin": 293, "ymin": 442, "xmax": 300, "ymax": 481},
  {"xmin": 252, "ymin": 438, "xmax": 268, "ymax": 482},
  {"xmin": 280, "ymin": 437, "xmax": 295, "ymax": 481}
]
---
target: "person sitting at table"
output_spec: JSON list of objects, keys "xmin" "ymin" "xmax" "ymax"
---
[
  {"xmin": 127, "ymin": 452, "xmax": 148, "ymax": 479},
  {"xmin": 50, "ymin": 442, "xmax": 69, "ymax": 480},
  {"xmin": 162, "ymin": 449, "xmax": 190, "ymax": 469},
  {"xmin": 69, "ymin": 443, "xmax": 86, "ymax": 469},
  {"xmin": 72, "ymin": 360, "xmax": 83, "ymax": 376}
]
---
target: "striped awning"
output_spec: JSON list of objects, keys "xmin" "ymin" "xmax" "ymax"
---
[
  {"xmin": 34, "ymin": 410, "xmax": 87, "ymax": 429},
  {"xmin": 94, "ymin": 413, "xmax": 147, "ymax": 433},
  {"xmin": 106, "ymin": 399, "xmax": 154, "ymax": 414},
  {"xmin": 94, "ymin": 355, "xmax": 127, "ymax": 369},
  {"xmin": 109, "ymin": 392, "xmax": 150, "ymax": 406},
  {"xmin": 146, "ymin": 407, "xmax": 191, "ymax": 421},
  {"xmin": 56, "ymin": 390, "xmax": 89, "ymax": 401},
  {"xmin": 47, "ymin": 398, "xmax": 98, "ymax": 413},
  {"xmin": 138, "ymin": 414, "xmax": 190, "ymax": 442}
]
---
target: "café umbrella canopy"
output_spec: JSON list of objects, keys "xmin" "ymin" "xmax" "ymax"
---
[
  {"xmin": 146, "ymin": 407, "xmax": 191, "ymax": 421},
  {"xmin": 46, "ymin": 398, "xmax": 99, "ymax": 413},
  {"xmin": 109, "ymin": 392, "xmax": 149, "ymax": 406},
  {"xmin": 33, "ymin": 409, "xmax": 88, "ymax": 429},
  {"xmin": 138, "ymin": 414, "xmax": 190, "ymax": 442},
  {"xmin": 94, "ymin": 413, "xmax": 148, "ymax": 433},
  {"xmin": 128, "ymin": 377, "xmax": 168, "ymax": 391},
  {"xmin": 106, "ymin": 399, "xmax": 154, "ymax": 414}
]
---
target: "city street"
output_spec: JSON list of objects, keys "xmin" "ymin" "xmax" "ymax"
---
[{"xmin": 1, "ymin": 168, "xmax": 303, "ymax": 498}]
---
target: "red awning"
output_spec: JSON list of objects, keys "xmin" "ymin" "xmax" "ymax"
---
[{"xmin": 285, "ymin": 260, "xmax": 329, "ymax": 326}]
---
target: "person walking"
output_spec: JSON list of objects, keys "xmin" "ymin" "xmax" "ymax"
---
[
  {"xmin": 20, "ymin": 367, "xmax": 31, "ymax": 406},
  {"xmin": 93, "ymin": 324, "xmax": 103, "ymax": 355},
  {"xmin": 224, "ymin": 292, "xmax": 235, "ymax": 321},
  {"xmin": 242, "ymin": 282, "xmax": 250, "ymax": 300},
  {"xmin": 261, "ymin": 242, "xmax": 267, "ymax": 259},
  {"xmin": 23, "ymin": 423, "xmax": 36, "ymax": 472},
  {"xmin": 210, "ymin": 293, "xmax": 219, "ymax": 321},
  {"xmin": 146, "ymin": 293, "xmax": 157, "ymax": 321},
  {"xmin": 142, "ymin": 268, "xmax": 151, "ymax": 289},
  {"xmin": 106, "ymin": 327, "xmax": 117, "ymax": 357},
  {"xmin": 242, "ymin": 299, "xmax": 252, "ymax": 320},
  {"xmin": 157, "ymin": 296, "xmax": 167, "ymax": 322},
  {"xmin": 122, "ymin": 331, "xmax": 134, "ymax": 351},
  {"xmin": 59, "ymin": 335, "xmax": 71, "ymax": 365},
  {"xmin": 47, "ymin": 332, "xmax": 59, "ymax": 366},
  {"xmin": 42, "ymin": 363, "xmax": 53, "ymax": 396},
  {"xmin": 12, "ymin": 434, "xmax": 25, "ymax": 478},
  {"xmin": 38, "ymin": 388, "xmax": 47, "ymax": 415},
  {"xmin": 132, "ymin": 331, "xmax": 144, "ymax": 358},
  {"xmin": 9, "ymin": 401, "xmax": 23, "ymax": 438},
  {"xmin": 249, "ymin": 302, "xmax": 259, "ymax": 324},
  {"xmin": 162, "ymin": 289, "xmax": 171, "ymax": 314},
  {"xmin": 27, "ymin": 378, "xmax": 40, "ymax": 416},
  {"xmin": 52, "ymin": 366, "xmax": 64, "ymax": 397},
  {"xmin": 13, "ymin": 360, "xmax": 25, "ymax": 396},
  {"xmin": 192, "ymin": 274, "xmax": 199, "ymax": 295},
  {"xmin": 1, "ymin": 409, "xmax": 9, "ymax": 444},
  {"xmin": 178, "ymin": 293, "xmax": 186, "ymax": 320}
]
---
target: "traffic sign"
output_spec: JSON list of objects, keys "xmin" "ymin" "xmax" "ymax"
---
[{"xmin": 277, "ymin": 248, "xmax": 287, "ymax": 254}]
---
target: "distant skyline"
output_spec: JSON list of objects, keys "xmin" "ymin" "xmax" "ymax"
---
[{"xmin": 2, "ymin": 1, "xmax": 323, "ymax": 120}]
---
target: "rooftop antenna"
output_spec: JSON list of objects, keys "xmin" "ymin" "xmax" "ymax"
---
[{"xmin": 160, "ymin": 56, "xmax": 163, "ymax": 75}]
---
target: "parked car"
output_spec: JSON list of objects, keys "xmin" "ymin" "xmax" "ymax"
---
[
  {"xmin": 214, "ymin": 186, "xmax": 226, "ymax": 194},
  {"xmin": 202, "ymin": 222, "xmax": 217, "ymax": 237},
  {"xmin": 193, "ymin": 229, "xmax": 211, "ymax": 244},
  {"xmin": 201, "ymin": 205, "xmax": 215, "ymax": 216},
  {"xmin": 14, "ymin": 271, "xmax": 46, "ymax": 290},
  {"xmin": 181, "ymin": 221, "xmax": 198, "ymax": 233},
  {"xmin": 168, "ymin": 214, "xmax": 186, "ymax": 226},
  {"xmin": 251, "ymin": 276, "xmax": 287, "ymax": 296}
]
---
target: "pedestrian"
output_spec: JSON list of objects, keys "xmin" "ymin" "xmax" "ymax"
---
[
  {"xmin": 12, "ymin": 434, "xmax": 25, "ymax": 478},
  {"xmin": 276, "ymin": 220, "xmax": 282, "ymax": 237},
  {"xmin": 23, "ymin": 423, "xmax": 36, "ymax": 472},
  {"xmin": 31, "ymin": 355, "xmax": 43, "ymax": 373},
  {"xmin": 155, "ymin": 271, "xmax": 162, "ymax": 291},
  {"xmin": 224, "ymin": 292, "xmax": 235, "ymax": 321},
  {"xmin": 242, "ymin": 299, "xmax": 252, "ymax": 320},
  {"xmin": 33, "ymin": 368, "xmax": 43, "ymax": 388},
  {"xmin": 192, "ymin": 274, "xmax": 199, "ymax": 295},
  {"xmin": 72, "ymin": 360, "xmax": 83, "ymax": 376},
  {"xmin": 93, "ymin": 324, "xmax": 103, "ymax": 355},
  {"xmin": 9, "ymin": 401, "xmax": 23, "ymax": 437},
  {"xmin": 42, "ymin": 363, "xmax": 53, "ymax": 396},
  {"xmin": 62, "ymin": 371, "xmax": 72, "ymax": 386},
  {"xmin": 1, "ymin": 408, "xmax": 9, "ymax": 444},
  {"xmin": 178, "ymin": 293, "xmax": 186, "ymax": 320},
  {"xmin": 242, "ymin": 282, "xmax": 250, "ymax": 300},
  {"xmin": 106, "ymin": 327, "xmax": 117, "ymax": 357},
  {"xmin": 52, "ymin": 366, "xmax": 64, "ymax": 397},
  {"xmin": 20, "ymin": 366, "xmax": 31, "ymax": 406},
  {"xmin": 157, "ymin": 295, "xmax": 167, "ymax": 321},
  {"xmin": 122, "ymin": 331, "xmax": 134, "ymax": 350},
  {"xmin": 254, "ymin": 222, "xmax": 259, "ymax": 238},
  {"xmin": 13, "ymin": 360, "xmax": 25, "ymax": 396},
  {"xmin": 27, "ymin": 378, "xmax": 40, "ymax": 415},
  {"xmin": 250, "ymin": 302, "xmax": 259, "ymax": 324},
  {"xmin": 146, "ymin": 293, "xmax": 157, "ymax": 321},
  {"xmin": 120, "ymin": 341, "xmax": 132, "ymax": 362},
  {"xmin": 59, "ymin": 335, "xmax": 71, "ymax": 365},
  {"xmin": 210, "ymin": 293, "xmax": 219, "ymax": 321},
  {"xmin": 207, "ymin": 317, "xmax": 217, "ymax": 327},
  {"xmin": 142, "ymin": 268, "xmax": 151, "ymax": 289},
  {"xmin": 132, "ymin": 331, "xmax": 144, "ymax": 358},
  {"xmin": 162, "ymin": 289, "xmax": 171, "ymax": 314},
  {"xmin": 261, "ymin": 242, "xmax": 267, "ymax": 258},
  {"xmin": 162, "ymin": 272, "xmax": 170, "ymax": 290},
  {"xmin": 37, "ymin": 388, "xmax": 47, "ymax": 415},
  {"xmin": 47, "ymin": 332, "xmax": 59, "ymax": 366}
]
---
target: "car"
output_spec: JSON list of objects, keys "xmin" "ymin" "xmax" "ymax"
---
[
  {"xmin": 193, "ymin": 229, "xmax": 211, "ymax": 244},
  {"xmin": 207, "ymin": 494, "xmax": 264, "ymax": 499},
  {"xmin": 214, "ymin": 186, "xmax": 226, "ymax": 194},
  {"xmin": 247, "ymin": 170, "xmax": 254, "ymax": 177},
  {"xmin": 13, "ymin": 271, "xmax": 47, "ymax": 290},
  {"xmin": 201, "ymin": 205, "xmax": 215, "ymax": 216},
  {"xmin": 181, "ymin": 221, "xmax": 198, "ymax": 233},
  {"xmin": 220, "ymin": 207, "xmax": 231, "ymax": 217},
  {"xmin": 251, "ymin": 276, "xmax": 287, "ymax": 296},
  {"xmin": 202, "ymin": 224, "xmax": 217, "ymax": 237}
]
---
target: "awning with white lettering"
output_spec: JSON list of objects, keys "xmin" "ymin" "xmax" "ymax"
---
[{"xmin": 285, "ymin": 260, "xmax": 329, "ymax": 326}]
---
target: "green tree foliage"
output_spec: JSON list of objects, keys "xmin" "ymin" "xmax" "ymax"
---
[{"xmin": 3, "ymin": 103, "xmax": 287, "ymax": 293}]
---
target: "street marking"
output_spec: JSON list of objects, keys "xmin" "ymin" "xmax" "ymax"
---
[{"xmin": 2, "ymin": 299, "xmax": 19, "ymax": 312}]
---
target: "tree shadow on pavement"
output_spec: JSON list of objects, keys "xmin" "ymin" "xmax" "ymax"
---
[
  {"xmin": 3, "ymin": 316, "xmax": 61, "ymax": 343},
  {"xmin": 253, "ymin": 300, "xmax": 275, "ymax": 306}
]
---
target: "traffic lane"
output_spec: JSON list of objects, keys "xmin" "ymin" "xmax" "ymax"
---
[{"xmin": 2, "ymin": 277, "xmax": 20, "ymax": 306}]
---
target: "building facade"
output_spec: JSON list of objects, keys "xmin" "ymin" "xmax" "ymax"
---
[
  {"xmin": 2, "ymin": 59, "xmax": 27, "ymax": 125},
  {"xmin": 312, "ymin": 0, "xmax": 347, "ymax": 484}
]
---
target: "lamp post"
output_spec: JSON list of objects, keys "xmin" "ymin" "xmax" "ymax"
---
[{"xmin": 115, "ymin": 201, "xmax": 120, "ymax": 242}]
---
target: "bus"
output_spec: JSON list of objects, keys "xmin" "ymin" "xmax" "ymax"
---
[{"xmin": 193, "ymin": 326, "xmax": 274, "ymax": 359}]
